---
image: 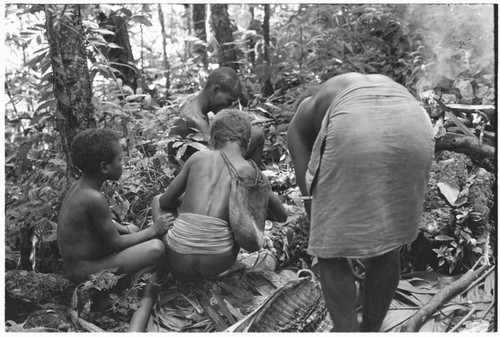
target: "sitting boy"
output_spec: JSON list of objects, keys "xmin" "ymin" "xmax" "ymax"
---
[
  {"xmin": 57, "ymin": 128, "xmax": 172, "ymax": 284},
  {"xmin": 152, "ymin": 109, "xmax": 287, "ymax": 279}
]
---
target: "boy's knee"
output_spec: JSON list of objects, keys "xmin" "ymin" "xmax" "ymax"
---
[{"xmin": 148, "ymin": 239, "xmax": 166, "ymax": 261}]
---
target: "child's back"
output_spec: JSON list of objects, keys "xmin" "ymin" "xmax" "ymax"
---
[
  {"xmin": 179, "ymin": 148, "xmax": 257, "ymax": 221},
  {"xmin": 58, "ymin": 181, "xmax": 114, "ymax": 272},
  {"xmin": 153, "ymin": 109, "xmax": 287, "ymax": 279}
]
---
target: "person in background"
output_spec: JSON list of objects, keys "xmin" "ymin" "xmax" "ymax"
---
[
  {"xmin": 287, "ymin": 72, "xmax": 434, "ymax": 331},
  {"xmin": 169, "ymin": 67, "xmax": 266, "ymax": 169}
]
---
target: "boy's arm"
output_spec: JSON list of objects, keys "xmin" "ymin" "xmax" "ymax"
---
[
  {"xmin": 158, "ymin": 157, "xmax": 191, "ymax": 211},
  {"xmin": 88, "ymin": 191, "xmax": 168, "ymax": 252}
]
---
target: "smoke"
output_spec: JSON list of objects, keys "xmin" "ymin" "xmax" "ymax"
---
[{"xmin": 404, "ymin": 4, "xmax": 495, "ymax": 100}]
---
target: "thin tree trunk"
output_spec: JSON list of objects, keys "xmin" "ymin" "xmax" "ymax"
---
[
  {"xmin": 98, "ymin": 10, "xmax": 138, "ymax": 90},
  {"xmin": 184, "ymin": 4, "xmax": 192, "ymax": 35},
  {"xmin": 45, "ymin": 4, "xmax": 96, "ymax": 178},
  {"xmin": 158, "ymin": 4, "xmax": 171, "ymax": 92},
  {"xmin": 193, "ymin": 3, "xmax": 208, "ymax": 69},
  {"xmin": 210, "ymin": 4, "xmax": 238, "ymax": 70},
  {"xmin": 261, "ymin": 4, "xmax": 274, "ymax": 97}
]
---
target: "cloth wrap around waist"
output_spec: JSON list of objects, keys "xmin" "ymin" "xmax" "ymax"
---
[
  {"xmin": 166, "ymin": 213, "xmax": 234, "ymax": 255},
  {"xmin": 306, "ymin": 81, "xmax": 435, "ymax": 259}
]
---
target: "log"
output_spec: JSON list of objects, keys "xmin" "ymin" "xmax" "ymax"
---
[
  {"xmin": 445, "ymin": 127, "xmax": 495, "ymax": 142},
  {"xmin": 435, "ymin": 133, "xmax": 495, "ymax": 158},
  {"xmin": 445, "ymin": 104, "xmax": 495, "ymax": 112},
  {"xmin": 128, "ymin": 272, "xmax": 160, "ymax": 332},
  {"xmin": 400, "ymin": 263, "xmax": 489, "ymax": 332}
]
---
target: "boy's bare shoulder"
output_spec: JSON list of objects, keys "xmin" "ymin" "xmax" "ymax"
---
[
  {"xmin": 63, "ymin": 184, "xmax": 107, "ymax": 210},
  {"xmin": 187, "ymin": 149, "xmax": 215, "ymax": 162}
]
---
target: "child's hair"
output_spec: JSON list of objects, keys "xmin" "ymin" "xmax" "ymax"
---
[
  {"xmin": 210, "ymin": 109, "xmax": 251, "ymax": 150},
  {"xmin": 71, "ymin": 128, "xmax": 122, "ymax": 174},
  {"xmin": 205, "ymin": 67, "xmax": 240, "ymax": 93}
]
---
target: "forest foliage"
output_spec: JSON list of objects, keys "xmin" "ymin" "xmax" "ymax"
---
[{"xmin": 4, "ymin": 3, "xmax": 496, "ymax": 277}]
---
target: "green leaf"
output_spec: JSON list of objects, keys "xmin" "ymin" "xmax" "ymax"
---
[
  {"xmin": 397, "ymin": 280, "xmax": 438, "ymax": 294},
  {"xmin": 107, "ymin": 42, "xmax": 124, "ymax": 49},
  {"xmin": 434, "ymin": 235, "xmax": 455, "ymax": 241},
  {"xmin": 132, "ymin": 15, "xmax": 153, "ymax": 27},
  {"xmin": 188, "ymin": 142, "xmax": 208, "ymax": 152},
  {"xmin": 34, "ymin": 99, "xmax": 55, "ymax": 114},
  {"xmin": 91, "ymin": 28, "xmax": 115, "ymax": 36},
  {"xmin": 58, "ymin": 92, "xmax": 70, "ymax": 106}
]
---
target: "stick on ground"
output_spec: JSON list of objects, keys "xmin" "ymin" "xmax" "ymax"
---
[{"xmin": 400, "ymin": 263, "xmax": 489, "ymax": 332}]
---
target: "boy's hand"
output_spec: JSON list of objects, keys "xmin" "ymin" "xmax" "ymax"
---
[{"xmin": 153, "ymin": 213, "xmax": 175, "ymax": 236}]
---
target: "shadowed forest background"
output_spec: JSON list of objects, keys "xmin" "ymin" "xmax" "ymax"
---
[{"xmin": 3, "ymin": 3, "xmax": 497, "ymax": 332}]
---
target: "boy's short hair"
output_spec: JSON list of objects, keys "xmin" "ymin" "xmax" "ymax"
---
[
  {"xmin": 210, "ymin": 109, "xmax": 251, "ymax": 150},
  {"xmin": 205, "ymin": 67, "xmax": 240, "ymax": 93},
  {"xmin": 71, "ymin": 128, "xmax": 122, "ymax": 174}
]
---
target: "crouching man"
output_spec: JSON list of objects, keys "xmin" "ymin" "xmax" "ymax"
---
[{"xmin": 152, "ymin": 109, "xmax": 287, "ymax": 279}]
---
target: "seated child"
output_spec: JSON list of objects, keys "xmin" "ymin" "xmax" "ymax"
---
[
  {"xmin": 57, "ymin": 128, "xmax": 172, "ymax": 284},
  {"xmin": 152, "ymin": 109, "xmax": 287, "ymax": 279}
]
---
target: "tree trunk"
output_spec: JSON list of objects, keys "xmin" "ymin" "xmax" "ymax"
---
[
  {"xmin": 158, "ymin": 4, "xmax": 171, "ymax": 92},
  {"xmin": 193, "ymin": 3, "xmax": 208, "ymax": 69},
  {"xmin": 98, "ymin": 10, "xmax": 138, "ymax": 90},
  {"xmin": 45, "ymin": 4, "xmax": 96, "ymax": 178},
  {"xmin": 261, "ymin": 4, "xmax": 274, "ymax": 97},
  {"xmin": 210, "ymin": 4, "xmax": 238, "ymax": 70},
  {"xmin": 184, "ymin": 4, "xmax": 192, "ymax": 35}
]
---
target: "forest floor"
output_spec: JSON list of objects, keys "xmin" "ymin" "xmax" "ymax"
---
[
  {"xmin": 4, "ymin": 98, "xmax": 497, "ymax": 333},
  {"xmin": 5, "ymin": 154, "xmax": 496, "ymax": 332}
]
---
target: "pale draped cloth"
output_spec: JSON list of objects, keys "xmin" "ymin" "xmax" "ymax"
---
[
  {"xmin": 166, "ymin": 213, "xmax": 234, "ymax": 254},
  {"xmin": 305, "ymin": 82, "xmax": 435, "ymax": 258}
]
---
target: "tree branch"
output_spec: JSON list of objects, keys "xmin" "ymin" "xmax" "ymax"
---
[
  {"xmin": 400, "ymin": 262, "xmax": 489, "ymax": 332},
  {"xmin": 435, "ymin": 133, "xmax": 495, "ymax": 158}
]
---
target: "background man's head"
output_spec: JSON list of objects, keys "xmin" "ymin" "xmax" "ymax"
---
[
  {"xmin": 71, "ymin": 128, "xmax": 123, "ymax": 179},
  {"xmin": 205, "ymin": 67, "xmax": 241, "ymax": 113},
  {"xmin": 210, "ymin": 109, "xmax": 251, "ymax": 151}
]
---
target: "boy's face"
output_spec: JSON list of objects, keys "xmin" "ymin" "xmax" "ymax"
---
[
  {"xmin": 105, "ymin": 141, "xmax": 123, "ymax": 181},
  {"xmin": 210, "ymin": 85, "xmax": 241, "ymax": 113}
]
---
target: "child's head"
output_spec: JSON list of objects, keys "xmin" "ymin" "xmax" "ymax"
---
[
  {"xmin": 210, "ymin": 109, "xmax": 251, "ymax": 151},
  {"xmin": 71, "ymin": 128, "xmax": 123, "ymax": 178},
  {"xmin": 205, "ymin": 67, "xmax": 241, "ymax": 113}
]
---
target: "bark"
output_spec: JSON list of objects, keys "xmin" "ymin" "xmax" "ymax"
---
[
  {"xmin": 98, "ymin": 10, "xmax": 138, "ymax": 90},
  {"xmin": 158, "ymin": 4, "xmax": 171, "ymax": 91},
  {"xmin": 193, "ymin": 4, "xmax": 208, "ymax": 68},
  {"xmin": 261, "ymin": 4, "xmax": 274, "ymax": 97},
  {"xmin": 184, "ymin": 4, "xmax": 192, "ymax": 35},
  {"xmin": 210, "ymin": 4, "xmax": 238, "ymax": 70},
  {"xmin": 45, "ymin": 4, "xmax": 96, "ymax": 178},
  {"xmin": 435, "ymin": 133, "xmax": 495, "ymax": 158}
]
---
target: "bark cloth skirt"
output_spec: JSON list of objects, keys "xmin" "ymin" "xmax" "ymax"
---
[{"xmin": 305, "ymin": 82, "xmax": 435, "ymax": 259}]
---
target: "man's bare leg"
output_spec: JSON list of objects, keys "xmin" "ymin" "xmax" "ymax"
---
[
  {"xmin": 360, "ymin": 248, "xmax": 400, "ymax": 332},
  {"xmin": 318, "ymin": 257, "xmax": 359, "ymax": 331}
]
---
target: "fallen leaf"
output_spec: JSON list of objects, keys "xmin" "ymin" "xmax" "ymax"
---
[{"xmin": 437, "ymin": 182, "xmax": 467, "ymax": 206}]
